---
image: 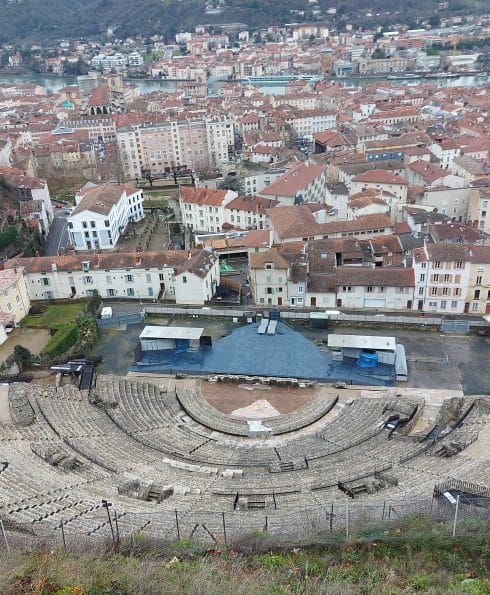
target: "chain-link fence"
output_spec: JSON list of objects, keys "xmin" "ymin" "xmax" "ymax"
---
[{"xmin": 3, "ymin": 495, "xmax": 488, "ymax": 553}]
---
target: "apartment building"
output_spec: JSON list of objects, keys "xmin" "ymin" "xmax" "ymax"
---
[
  {"xmin": 5, "ymin": 249, "xmax": 219, "ymax": 306},
  {"xmin": 350, "ymin": 169, "xmax": 408, "ymax": 202},
  {"xmin": 116, "ymin": 115, "xmax": 233, "ymax": 179},
  {"xmin": 467, "ymin": 183, "xmax": 490, "ymax": 234},
  {"xmin": 67, "ymin": 183, "xmax": 144, "ymax": 250},
  {"xmin": 0, "ymin": 268, "xmax": 31, "ymax": 324},
  {"xmin": 466, "ymin": 246, "xmax": 490, "ymax": 315},
  {"xmin": 412, "ymin": 243, "xmax": 471, "ymax": 313},
  {"xmin": 0, "ymin": 166, "xmax": 54, "ymax": 224},
  {"xmin": 179, "ymin": 186, "xmax": 238, "ymax": 233},
  {"xmin": 258, "ymin": 161, "xmax": 326, "ymax": 205},
  {"xmin": 249, "ymin": 243, "xmax": 414, "ymax": 310}
]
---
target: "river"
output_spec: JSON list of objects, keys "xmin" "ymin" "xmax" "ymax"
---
[{"xmin": 0, "ymin": 72, "xmax": 488, "ymax": 96}]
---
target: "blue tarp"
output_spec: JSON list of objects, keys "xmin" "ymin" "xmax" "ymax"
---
[
  {"xmin": 132, "ymin": 322, "xmax": 394, "ymax": 386},
  {"xmin": 357, "ymin": 351, "xmax": 378, "ymax": 368},
  {"xmin": 174, "ymin": 339, "xmax": 189, "ymax": 353}
]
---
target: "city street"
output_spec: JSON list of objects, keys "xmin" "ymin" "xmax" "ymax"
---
[{"xmin": 45, "ymin": 213, "xmax": 70, "ymax": 256}]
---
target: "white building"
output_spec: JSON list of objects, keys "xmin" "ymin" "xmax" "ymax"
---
[
  {"xmin": 5, "ymin": 249, "xmax": 219, "ymax": 305},
  {"xmin": 67, "ymin": 183, "xmax": 144, "ymax": 250},
  {"xmin": 179, "ymin": 186, "xmax": 237, "ymax": 233},
  {"xmin": 91, "ymin": 53, "xmax": 127, "ymax": 72}
]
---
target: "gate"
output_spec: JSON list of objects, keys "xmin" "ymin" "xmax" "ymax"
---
[
  {"xmin": 96, "ymin": 312, "xmax": 143, "ymax": 329},
  {"xmin": 440, "ymin": 319, "xmax": 470, "ymax": 334}
]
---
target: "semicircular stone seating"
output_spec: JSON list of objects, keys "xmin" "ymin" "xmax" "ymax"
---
[{"xmin": 0, "ymin": 378, "xmax": 487, "ymax": 542}]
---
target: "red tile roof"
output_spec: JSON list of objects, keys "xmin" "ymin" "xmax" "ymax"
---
[
  {"xmin": 352, "ymin": 169, "xmax": 407, "ymax": 185},
  {"xmin": 180, "ymin": 186, "xmax": 232, "ymax": 206}
]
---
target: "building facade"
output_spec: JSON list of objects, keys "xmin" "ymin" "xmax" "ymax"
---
[
  {"xmin": 5, "ymin": 250, "xmax": 219, "ymax": 306},
  {"xmin": 68, "ymin": 184, "xmax": 144, "ymax": 250}
]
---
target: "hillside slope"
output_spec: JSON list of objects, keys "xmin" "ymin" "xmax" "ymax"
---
[{"xmin": 0, "ymin": 0, "xmax": 487, "ymax": 45}]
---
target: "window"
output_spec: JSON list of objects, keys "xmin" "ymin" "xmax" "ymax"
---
[
  {"xmin": 83, "ymin": 275, "xmax": 93, "ymax": 284},
  {"xmin": 82, "ymin": 222, "xmax": 87, "ymax": 229},
  {"xmin": 421, "ymin": 262, "xmax": 427, "ymax": 268},
  {"xmin": 444, "ymin": 274, "xmax": 450, "ymax": 282},
  {"xmin": 41, "ymin": 277, "xmax": 50, "ymax": 286},
  {"xmin": 297, "ymin": 297, "xmax": 304, "ymax": 305},
  {"xmin": 454, "ymin": 288, "xmax": 461, "ymax": 296},
  {"xmin": 451, "ymin": 301, "xmax": 458, "ymax": 309},
  {"xmin": 105, "ymin": 220, "xmax": 110, "ymax": 227},
  {"xmin": 127, "ymin": 288, "xmax": 135, "ymax": 296},
  {"xmin": 476, "ymin": 276, "xmax": 482, "ymax": 285},
  {"xmin": 366, "ymin": 286, "xmax": 373, "ymax": 293},
  {"xmin": 266, "ymin": 287, "xmax": 273, "ymax": 294},
  {"xmin": 420, "ymin": 274, "xmax": 425, "ymax": 282},
  {"xmin": 474, "ymin": 289, "xmax": 480, "ymax": 299},
  {"xmin": 182, "ymin": 276, "xmax": 187, "ymax": 284},
  {"xmin": 107, "ymin": 288, "xmax": 116, "ymax": 297},
  {"xmin": 419, "ymin": 287, "xmax": 424, "ymax": 296},
  {"xmin": 433, "ymin": 274, "xmax": 439, "ymax": 282},
  {"xmin": 146, "ymin": 274, "xmax": 151, "ymax": 282},
  {"xmin": 440, "ymin": 300, "xmax": 446, "ymax": 309},
  {"xmin": 434, "ymin": 261, "xmax": 441, "ymax": 269},
  {"xmin": 431, "ymin": 287, "xmax": 437, "ymax": 296},
  {"xmin": 298, "ymin": 286, "xmax": 304, "ymax": 294},
  {"xmin": 456, "ymin": 261, "xmax": 463, "ymax": 269},
  {"xmin": 442, "ymin": 287, "xmax": 449, "ymax": 296},
  {"xmin": 16, "ymin": 295, "xmax": 20, "ymax": 304},
  {"xmin": 6, "ymin": 303, "xmax": 12, "ymax": 312},
  {"xmin": 266, "ymin": 275, "xmax": 272, "ymax": 283},
  {"xmin": 159, "ymin": 273, "xmax": 165, "ymax": 281},
  {"xmin": 106, "ymin": 275, "xmax": 112, "ymax": 284},
  {"xmin": 472, "ymin": 302, "xmax": 479, "ymax": 311},
  {"xmin": 379, "ymin": 286, "xmax": 385, "ymax": 293},
  {"xmin": 125, "ymin": 274, "xmax": 134, "ymax": 283},
  {"xmin": 148, "ymin": 287, "xmax": 154, "ymax": 296}
]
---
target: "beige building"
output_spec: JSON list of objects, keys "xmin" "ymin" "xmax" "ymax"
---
[
  {"xmin": 467, "ymin": 184, "xmax": 490, "ymax": 234},
  {"xmin": 117, "ymin": 115, "xmax": 233, "ymax": 179},
  {"xmin": 466, "ymin": 246, "xmax": 490, "ymax": 315},
  {"xmin": 0, "ymin": 268, "xmax": 31, "ymax": 324}
]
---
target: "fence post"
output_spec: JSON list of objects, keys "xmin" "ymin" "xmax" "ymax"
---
[
  {"xmin": 222, "ymin": 512, "xmax": 227, "ymax": 545},
  {"xmin": 0, "ymin": 519, "xmax": 10, "ymax": 555},
  {"xmin": 175, "ymin": 509, "xmax": 181, "ymax": 541},
  {"xmin": 346, "ymin": 502, "xmax": 350, "ymax": 540},
  {"xmin": 452, "ymin": 495, "xmax": 460, "ymax": 538},
  {"xmin": 60, "ymin": 519, "xmax": 66, "ymax": 548}
]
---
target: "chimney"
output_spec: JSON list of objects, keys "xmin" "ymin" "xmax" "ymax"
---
[
  {"xmin": 188, "ymin": 250, "xmax": 192, "ymax": 260},
  {"xmin": 51, "ymin": 262, "xmax": 57, "ymax": 272}
]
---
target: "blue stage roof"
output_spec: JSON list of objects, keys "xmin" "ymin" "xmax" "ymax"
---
[{"xmin": 132, "ymin": 322, "xmax": 394, "ymax": 386}]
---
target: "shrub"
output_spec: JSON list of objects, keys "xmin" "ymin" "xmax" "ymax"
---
[
  {"xmin": 13, "ymin": 345, "xmax": 34, "ymax": 371},
  {"xmin": 43, "ymin": 321, "xmax": 80, "ymax": 359},
  {"xmin": 0, "ymin": 225, "xmax": 18, "ymax": 251},
  {"xmin": 86, "ymin": 290, "xmax": 102, "ymax": 315}
]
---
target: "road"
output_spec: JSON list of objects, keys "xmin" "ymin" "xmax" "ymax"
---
[{"xmin": 45, "ymin": 214, "xmax": 70, "ymax": 256}]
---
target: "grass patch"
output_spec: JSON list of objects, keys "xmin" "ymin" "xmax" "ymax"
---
[
  {"xmin": 24, "ymin": 303, "xmax": 86, "ymax": 330},
  {"xmin": 0, "ymin": 535, "xmax": 488, "ymax": 594},
  {"xmin": 143, "ymin": 199, "xmax": 169, "ymax": 211}
]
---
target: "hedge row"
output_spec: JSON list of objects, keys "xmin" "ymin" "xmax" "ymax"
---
[{"xmin": 43, "ymin": 321, "xmax": 80, "ymax": 359}]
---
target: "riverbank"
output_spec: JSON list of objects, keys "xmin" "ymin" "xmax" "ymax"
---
[{"xmin": 0, "ymin": 71, "xmax": 488, "ymax": 95}]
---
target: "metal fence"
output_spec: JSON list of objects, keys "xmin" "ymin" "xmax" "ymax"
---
[
  {"xmin": 3, "ymin": 496, "xmax": 488, "ymax": 552},
  {"xmin": 441, "ymin": 319, "xmax": 471, "ymax": 333},
  {"xmin": 96, "ymin": 312, "xmax": 143, "ymax": 329},
  {"xmin": 142, "ymin": 305, "xmax": 484, "ymax": 328}
]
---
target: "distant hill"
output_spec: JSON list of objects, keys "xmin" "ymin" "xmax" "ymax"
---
[{"xmin": 0, "ymin": 0, "xmax": 487, "ymax": 44}]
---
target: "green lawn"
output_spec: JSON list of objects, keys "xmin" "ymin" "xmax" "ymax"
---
[{"xmin": 23, "ymin": 302, "xmax": 86, "ymax": 329}]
